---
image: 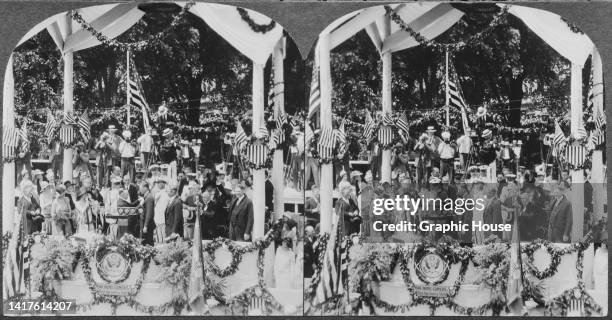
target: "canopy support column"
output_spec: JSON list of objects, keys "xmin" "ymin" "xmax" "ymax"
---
[
  {"xmin": 319, "ymin": 36, "xmax": 333, "ymax": 234},
  {"xmin": 62, "ymin": 12, "xmax": 74, "ymax": 183},
  {"xmin": 570, "ymin": 62, "xmax": 584, "ymax": 242},
  {"xmin": 591, "ymin": 48, "xmax": 605, "ymax": 223},
  {"xmin": 380, "ymin": 16, "xmax": 392, "ymax": 184},
  {"xmin": 252, "ymin": 62, "xmax": 266, "ymax": 239},
  {"xmin": 272, "ymin": 39, "xmax": 285, "ymax": 220},
  {"xmin": 2, "ymin": 54, "xmax": 15, "ymax": 233}
]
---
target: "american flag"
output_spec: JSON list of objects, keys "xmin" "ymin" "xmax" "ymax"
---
[
  {"xmin": 446, "ymin": 62, "xmax": 471, "ymax": 134},
  {"xmin": 307, "ymin": 65, "xmax": 321, "ymax": 120},
  {"xmin": 234, "ymin": 121, "xmax": 248, "ymax": 153},
  {"xmin": 595, "ymin": 111, "xmax": 606, "ymax": 130},
  {"xmin": 2, "ymin": 126, "xmax": 19, "ymax": 159},
  {"xmin": 3, "ymin": 218, "xmax": 24, "ymax": 298},
  {"xmin": 269, "ymin": 129, "xmax": 281, "ymax": 150},
  {"xmin": 576, "ymin": 120, "xmax": 588, "ymax": 141},
  {"xmin": 335, "ymin": 121, "xmax": 347, "ymax": 154},
  {"xmin": 127, "ymin": 54, "xmax": 152, "ymax": 132},
  {"xmin": 246, "ymin": 144, "xmax": 269, "ymax": 166},
  {"xmin": 396, "ymin": 112, "xmax": 410, "ymax": 138},
  {"xmin": 44, "ymin": 109, "xmax": 57, "ymax": 139},
  {"xmin": 363, "ymin": 110, "xmax": 376, "ymax": 142},
  {"xmin": 565, "ymin": 144, "xmax": 587, "ymax": 168},
  {"xmin": 590, "ymin": 128, "xmax": 605, "ymax": 147},
  {"xmin": 318, "ymin": 127, "xmax": 334, "ymax": 159},
  {"xmin": 19, "ymin": 123, "xmax": 29, "ymax": 152},
  {"xmin": 305, "ymin": 123, "xmax": 314, "ymax": 145},
  {"xmin": 59, "ymin": 125, "xmax": 75, "ymax": 146},
  {"xmin": 378, "ymin": 126, "xmax": 393, "ymax": 146},
  {"xmin": 64, "ymin": 112, "xmax": 76, "ymax": 125},
  {"xmin": 77, "ymin": 111, "xmax": 91, "ymax": 142},
  {"xmin": 313, "ymin": 218, "xmax": 348, "ymax": 306},
  {"xmin": 382, "ymin": 112, "xmax": 395, "ymax": 126},
  {"xmin": 552, "ymin": 120, "xmax": 567, "ymax": 153},
  {"xmin": 256, "ymin": 126, "xmax": 269, "ymax": 139}
]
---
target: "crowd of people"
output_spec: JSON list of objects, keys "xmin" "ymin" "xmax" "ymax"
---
[
  {"xmin": 304, "ymin": 123, "xmax": 599, "ymax": 248},
  {"xmin": 14, "ymin": 124, "xmax": 302, "ymax": 249}
]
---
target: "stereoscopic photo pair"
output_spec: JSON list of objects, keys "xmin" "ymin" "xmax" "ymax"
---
[{"xmin": 1, "ymin": 1, "xmax": 608, "ymax": 317}]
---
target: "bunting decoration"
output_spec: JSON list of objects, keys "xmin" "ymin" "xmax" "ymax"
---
[
  {"xmin": 317, "ymin": 127, "xmax": 335, "ymax": 160},
  {"xmin": 564, "ymin": 143, "xmax": 588, "ymax": 169},
  {"xmin": 76, "ymin": 111, "xmax": 91, "ymax": 142},
  {"xmin": 232, "ymin": 121, "xmax": 274, "ymax": 170},
  {"xmin": 2, "ymin": 126, "xmax": 19, "ymax": 162},
  {"xmin": 44, "ymin": 109, "xmax": 58, "ymax": 141},
  {"xmin": 307, "ymin": 49, "xmax": 321, "ymax": 120},
  {"xmin": 18, "ymin": 123, "xmax": 29, "ymax": 153},
  {"xmin": 335, "ymin": 121, "xmax": 347, "ymax": 155}
]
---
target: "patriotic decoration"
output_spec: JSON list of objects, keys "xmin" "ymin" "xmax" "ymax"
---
[
  {"xmin": 378, "ymin": 126, "xmax": 394, "ymax": 146},
  {"xmin": 18, "ymin": 123, "xmax": 29, "ymax": 153},
  {"xmin": 381, "ymin": 112, "xmax": 395, "ymax": 126},
  {"xmin": 307, "ymin": 64, "xmax": 321, "ymax": 120},
  {"xmin": 313, "ymin": 219, "xmax": 348, "ymax": 306},
  {"xmin": 77, "ymin": 111, "xmax": 91, "ymax": 142},
  {"xmin": 246, "ymin": 144, "xmax": 270, "ymax": 168},
  {"xmin": 232, "ymin": 121, "xmax": 273, "ymax": 170},
  {"xmin": 575, "ymin": 120, "xmax": 588, "ymax": 141},
  {"xmin": 506, "ymin": 207, "xmax": 527, "ymax": 316},
  {"xmin": 2, "ymin": 126, "xmax": 19, "ymax": 161},
  {"xmin": 552, "ymin": 120, "xmax": 568, "ymax": 154},
  {"xmin": 363, "ymin": 110, "xmax": 376, "ymax": 142},
  {"xmin": 59, "ymin": 124, "xmax": 76, "ymax": 146},
  {"xmin": 233, "ymin": 121, "xmax": 248, "ymax": 153},
  {"xmin": 396, "ymin": 112, "xmax": 410, "ymax": 138},
  {"xmin": 44, "ymin": 109, "xmax": 58, "ymax": 139},
  {"xmin": 188, "ymin": 205, "xmax": 205, "ymax": 310},
  {"xmin": 127, "ymin": 52, "xmax": 152, "ymax": 132},
  {"xmin": 317, "ymin": 127, "xmax": 335, "ymax": 160},
  {"xmin": 565, "ymin": 144, "xmax": 588, "ymax": 169},
  {"xmin": 446, "ymin": 61, "xmax": 471, "ymax": 134},
  {"xmin": 305, "ymin": 123, "xmax": 314, "ymax": 145},
  {"xmin": 335, "ymin": 121, "xmax": 347, "ymax": 154}
]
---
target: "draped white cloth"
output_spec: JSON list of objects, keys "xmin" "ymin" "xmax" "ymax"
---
[{"xmin": 184, "ymin": 2, "xmax": 283, "ymax": 65}]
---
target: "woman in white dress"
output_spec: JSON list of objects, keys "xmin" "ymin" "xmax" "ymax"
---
[
  {"xmin": 38, "ymin": 181, "xmax": 55, "ymax": 235},
  {"xmin": 274, "ymin": 218, "xmax": 298, "ymax": 289}
]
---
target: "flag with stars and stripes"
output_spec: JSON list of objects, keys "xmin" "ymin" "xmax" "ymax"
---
[
  {"xmin": 77, "ymin": 111, "xmax": 91, "ymax": 142},
  {"xmin": 381, "ymin": 112, "xmax": 395, "ymax": 126},
  {"xmin": 44, "ymin": 109, "xmax": 58, "ymax": 140},
  {"xmin": 127, "ymin": 54, "xmax": 152, "ymax": 132},
  {"xmin": 256, "ymin": 126, "xmax": 269, "ymax": 140},
  {"xmin": 590, "ymin": 128, "xmax": 605, "ymax": 147},
  {"xmin": 446, "ymin": 62, "xmax": 471, "ymax": 134},
  {"xmin": 378, "ymin": 126, "xmax": 394, "ymax": 146},
  {"xmin": 335, "ymin": 121, "xmax": 347, "ymax": 154},
  {"xmin": 317, "ymin": 127, "xmax": 334, "ymax": 159},
  {"xmin": 363, "ymin": 110, "xmax": 376, "ymax": 142},
  {"xmin": 234, "ymin": 121, "xmax": 248, "ymax": 153},
  {"xmin": 2, "ymin": 126, "xmax": 19, "ymax": 159},
  {"xmin": 268, "ymin": 129, "xmax": 281, "ymax": 150},
  {"xmin": 305, "ymin": 123, "xmax": 314, "ymax": 145},
  {"xmin": 307, "ymin": 65, "xmax": 321, "ymax": 120},
  {"xmin": 18, "ymin": 123, "xmax": 29, "ymax": 152},
  {"xmin": 313, "ymin": 217, "xmax": 348, "ymax": 306},
  {"xmin": 565, "ymin": 144, "xmax": 588, "ymax": 168},
  {"xmin": 59, "ymin": 125, "xmax": 75, "ymax": 146},
  {"xmin": 576, "ymin": 120, "xmax": 588, "ymax": 141},
  {"xmin": 396, "ymin": 112, "xmax": 410, "ymax": 138},
  {"xmin": 552, "ymin": 120, "xmax": 568, "ymax": 154},
  {"xmin": 63, "ymin": 112, "xmax": 76, "ymax": 126}
]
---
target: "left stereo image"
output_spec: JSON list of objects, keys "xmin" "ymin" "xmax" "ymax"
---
[{"xmin": 1, "ymin": 2, "xmax": 305, "ymax": 316}]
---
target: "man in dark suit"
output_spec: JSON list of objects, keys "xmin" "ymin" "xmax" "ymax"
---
[
  {"xmin": 139, "ymin": 182, "xmax": 156, "ymax": 245},
  {"xmin": 547, "ymin": 184, "xmax": 572, "ymax": 243},
  {"xmin": 228, "ymin": 183, "xmax": 253, "ymax": 241},
  {"xmin": 164, "ymin": 183, "xmax": 184, "ymax": 240},
  {"xmin": 202, "ymin": 182, "xmax": 223, "ymax": 239}
]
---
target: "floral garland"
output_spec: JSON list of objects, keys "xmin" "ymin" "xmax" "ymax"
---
[
  {"xmin": 2, "ymin": 231, "xmax": 11, "ymax": 269},
  {"xmin": 305, "ymin": 233, "xmax": 329, "ymax": 301},
  {"xmin": 70, "ymin": 1, "xmax": 196, "ymax": 51},
  {"xmin": 236, "ymin": 7, "xmax": 276, "ymax": 34},
  {"xmin": 384, "ymin": 5, "xmax": 509, "ymax": 52},
  {"xmin": 522, "ymin": 238, "xmax": 591, "ymax": 280},
  {"xmin": 203, "ymin": 236, "xmax": 274, "ymax": 278}
]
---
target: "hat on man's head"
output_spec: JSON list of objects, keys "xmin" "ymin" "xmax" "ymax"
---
[
  {"xmin": 482, "ymin": 129, "xmax": 492, "ymax": 138},
  {"xmin": 426, "ymin": 126, "xmax": 436, "ymax": 133},
  {"xmin": 107, "ymin": 124, "xmax": 118, "ymax": 131},
  {"xmin": 429, "ymin": 177, "xmax": 441, "ymax": 184},
  {"xmin": 162, "ymin": 128, "xmax": 173, "ymax": 137},
  {"xmin": 441, "ymin": 131, "xmax": 451, "ymax": 140}
]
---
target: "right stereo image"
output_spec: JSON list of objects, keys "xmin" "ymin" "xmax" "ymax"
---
[{"xmin": 302, "ymin": 2, "xmax": 607, "ymax": 317}]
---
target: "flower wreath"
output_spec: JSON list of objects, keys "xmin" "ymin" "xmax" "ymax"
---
[
  {"xmin": 522, "ymin": 238, "xmax": 591, "ymax": 280},
  {"xmin": 203, "ymin": 237, "xmax": 273, "ymax": 278}
]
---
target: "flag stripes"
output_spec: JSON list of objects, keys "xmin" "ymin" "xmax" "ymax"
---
[
  {"xmin": 378, "ymin": 126, "xmax": 393, "ymax": 145},
  {"xmin": 19, "ymin": 124, "xmax": 29, "ymax": 152},
  {"xmin": 317, "ymin": 127, "xmax": 334, "ymax": 159},
  {"xmin": 3, "ymin": 219, "xmax": 23, "ymax": 298},
  {"xmin": 363, "ymin": 111, "xmax": 376, "ymax": 142},
  {"xmin": 234, "ymin": 122, "xmax": 248, "ymax": 153},
  {"xmin": 59, "ymin": 125, "xmax": 75, "ymax": 146},
  {"xmin": 246, "ymin": 144, "xmax": 269, "ymax": 166},
  {"xmin": 305, "ymin": 123, "xmax": 314, "ymax": 145},
  {"xmin": 335, "ymin": 121, "xmax": 347, "ymax": 154},
  {"xmin": 314, "ymin": 220, "xmax": 347, "ymax": 304},
  {"xmin": 382, "ymin": 112, "xmax": 394, "ymax": 126},
  {"xmin": 565, "ymin": 144, "xmax": 587, "ymax": 168},
  {"xmin": 45, "ymin": 110, "xmax": 57, "ymax": 139},
  {"xmin": 396, "ymin": 113, "xmax": 410, "ymax": 138},
  {"xmin": 77, "ymin": 111, "xmax": 91, "ymax": 142},
  {"xmin": 552, "ymin": 120, "xmax": 568, "ymax": 153},
  {"xmin": 3, "ymin": 126, "xmax": 19, "ymax": 159},
  {"xmin": 127, "ymin": 54, "xmax": 152, "ymax": 132},
  {"xmin": 307, "ymin": 66, "xmax": 321, "ymax": 120}
]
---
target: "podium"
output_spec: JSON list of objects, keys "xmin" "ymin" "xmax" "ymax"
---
[{"xmin": 106, "ymin": 207, "xmax": 142, "ymax": 239}]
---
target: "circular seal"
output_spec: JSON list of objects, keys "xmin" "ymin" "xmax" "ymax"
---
[
  {"xmin": 96, "ymin": 247, "xmax": 131, "ymax": 283},
  {"xmin": 414, "ymin": 248, "xmax": 450, "ymax": 285}
]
